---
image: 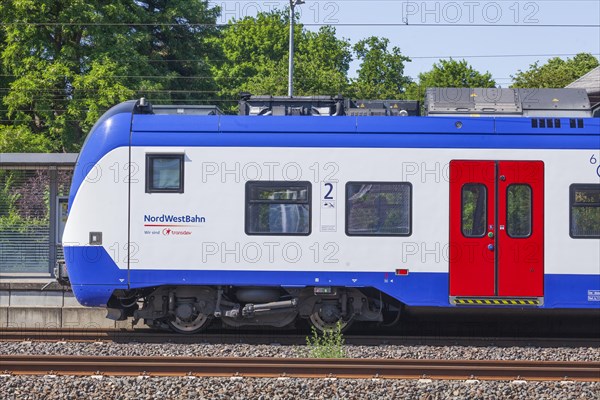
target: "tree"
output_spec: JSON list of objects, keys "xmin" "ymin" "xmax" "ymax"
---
[
  {"xmin": 1, "ymin": 1, "xmax": 130, "ymax": 151},
  {"xmin": 295, "ymin": 26, "xmax": 352, "ymax": 96},
  {"xmin": 0, "ymin": 21, "xmax": 52, "ymax": 153},
  {"xmin": 210, "ymin": 10, "xmax": 290, "ymax": 104},
  {"xmin": 211, "ymin": 10, "xmax": 351, "ymax": 111},
  {"xmin": 0, "ymin": 0, "xmax": 220, "ymax": 152},
  {"xmin": 130, "ymin": 0, "xmax": 221, "ymax": 102},
  {"xmin": 0, "ymin": 27, "xmax": 10, "ymax": 126},
  {"xmin": 0, "ymin": 125, "xmax": 53, "ymax": 153},
  {"xmin": 511, "ymin": 53, "xmax": 599, "ymax": 88},
  {"xmin": 405, "ymin": 59, "xmax": 496, "ymax": 105},
  {"xmin": 350, "ymin": 37, "xmax": 411, "ymax": 99}
]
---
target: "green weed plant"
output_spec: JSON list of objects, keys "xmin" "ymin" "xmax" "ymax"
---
[{"xmin": 305, "ymin": 321, "xmax": 346, "ymax": 358}]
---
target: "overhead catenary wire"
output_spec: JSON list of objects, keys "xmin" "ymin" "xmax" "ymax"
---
[
  {"xmin": 1, "ymin": 21, "xmax": 598, "ymax": 28},
  {"xmin": 0, "ymin": 53, "xmax": 593, "ymax": 65},
  {"xmin": 213, "ymin": 0, "xmax": 598, "ymax": 2}
]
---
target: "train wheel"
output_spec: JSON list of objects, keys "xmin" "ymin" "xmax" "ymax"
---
[
  {"xmin": 167, "ymin": 312, "xmax": 212, "ymax": 334},
  {"xmin": 309, "ymin": 304, "xmax": 353, "ymax": 333}
]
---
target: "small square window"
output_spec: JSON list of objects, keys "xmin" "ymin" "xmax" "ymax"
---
[{"xmin": 146, "ymin": 154, "xmax": 184, "ymax": 193}]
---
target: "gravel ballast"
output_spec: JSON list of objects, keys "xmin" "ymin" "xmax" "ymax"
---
[
  {"xmin": 1, "ymin": 341, "xmax": 598, "ymax": 362},
  {"xmin": 0, "ymin": 375, "xmax": 598, "ymax": 400},
  {"xmin": 2, "ymin": 342, "xmax": 599, "ymax": 399}
]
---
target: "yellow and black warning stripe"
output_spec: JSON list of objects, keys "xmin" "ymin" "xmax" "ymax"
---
[{"xmin": 452, "ymin": 298, "xmax": 541, "ymax": 306}]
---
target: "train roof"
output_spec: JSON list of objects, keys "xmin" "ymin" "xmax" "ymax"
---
[
  {"xmin": 83, "ymin": 96, "xmax": 599, "ymax": 152},
  {"xmin": 131, "ymin": 113, "xmax": 598, "ymax": 134},
  {"xmin": 69, "ymin": 94, "xmax": 599, "ymax": 208}
]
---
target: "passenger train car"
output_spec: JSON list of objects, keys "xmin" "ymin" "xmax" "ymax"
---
[{"xmin": 62, "ymin": 88, "xmax": 600, "ymax": 333}]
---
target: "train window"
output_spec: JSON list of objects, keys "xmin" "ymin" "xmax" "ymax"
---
[
  {"xmin": 145, "ymin": 154, "xmax": 184, "ymax": 193},
  {"xmin": 570, "ymin": 184, "xmax": 600, "ymax": 238},
  {"xmin": 346, "ymin": 182, "xmax": 411, "ymax": 236},
  {"xmin": 461, "ymin": 184, "xmax": 486, "ymax": 237},
  {"xmin": 507, "ymin": 184, "xmax": 532, "ymax": 238},
  {"xmin": 245, "ymin": 181, "xmax": 311, "ymax": 235}
]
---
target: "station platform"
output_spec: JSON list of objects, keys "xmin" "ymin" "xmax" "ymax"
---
[{"xmin": 0, "ymin": 277, "xmax": 130, "ymax": 329}]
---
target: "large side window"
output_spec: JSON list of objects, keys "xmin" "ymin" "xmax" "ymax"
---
[
  {"xmin": 246, "ymin": 181, "xmax": 311, "ymax": 235},
  {"xmin": 346, "ymin": 182, "xmax": 411, "ymax": 236},
  {"xmin": 146, "ymin": 154, "xmax": 184, "ymax": 193},
  {"xmin": 570, "ymin": 184, "xmax": 600, "ymax": 238}
]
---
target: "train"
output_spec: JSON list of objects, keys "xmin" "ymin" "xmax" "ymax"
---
[{"xmin": 62, "ymin": 88, "xmax": 600, "ymax": 333}]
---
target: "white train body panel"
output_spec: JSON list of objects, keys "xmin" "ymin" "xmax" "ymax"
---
[{"xmin": 96, "ymin": 146, "xmax": 598, "ymax": 276}]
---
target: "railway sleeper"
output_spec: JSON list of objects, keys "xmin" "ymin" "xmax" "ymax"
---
[{"xmin": 110, "ymin": 285, "xmax": 385, "ymax": 333}]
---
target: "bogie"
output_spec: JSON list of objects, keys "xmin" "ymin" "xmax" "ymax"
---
[{"xmin": 123, "ymin": 285, "xmax": 386, "ymax": 333}]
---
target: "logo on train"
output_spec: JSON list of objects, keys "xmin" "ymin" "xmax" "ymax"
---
[
  {"xmin": 144, "ymin": 214, "xmax": 206, "ymax": 224},
  {"xmin": 162, "ymin": 228, "xmax": 192, "ymax": 236},
  {"xmin": 142, "ymin": 214, "xmax": 203, "ymax": 236}
]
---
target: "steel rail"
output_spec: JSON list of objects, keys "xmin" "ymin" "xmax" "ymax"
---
[
  {"xmin": 1, "ymin": 355, "xmax": 599, "ymax": 381},
  {"xmin": 1, "ymin": 328, "xmax": 599, "ymax": 348}
]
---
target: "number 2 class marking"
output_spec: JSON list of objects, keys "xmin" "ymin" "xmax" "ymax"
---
[{"xmin": 324, "ymin": 183, "xmax": 334, "ymax": 199}]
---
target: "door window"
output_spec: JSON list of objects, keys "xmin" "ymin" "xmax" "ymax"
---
[
  {"xmin": 461, "ymin": 184, "xmax": 487, "ymax": 237},
  {"xmin": 506, "ymin": 184, "xmax": 532, "ymax": 238}
]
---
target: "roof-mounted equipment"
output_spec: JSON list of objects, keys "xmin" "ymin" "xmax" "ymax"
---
[
  {"xmin": 239, "ymin": 95, "xmax": 420, "ymax": 116},
  {"xmin": 134, "ymin": 98, "xmax": 222, "ymax": 115},
  {"xmin": 425, "ymin": 88, "xmax": 592, "ymax": 118}
]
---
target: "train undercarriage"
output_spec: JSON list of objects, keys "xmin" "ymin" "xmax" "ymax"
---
[{"xmin": 107, "ymin": 286, "xmax": 399, "ymax": 333}]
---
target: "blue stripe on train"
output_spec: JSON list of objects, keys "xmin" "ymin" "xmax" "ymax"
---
[{"xmin": 64, "ymin": 246, "xmax": 600, "ymax": 310}]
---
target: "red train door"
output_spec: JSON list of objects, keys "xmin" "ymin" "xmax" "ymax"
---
[{"xmin": 449, "ymin": 160, "xmax": 544, "ymax": 301}]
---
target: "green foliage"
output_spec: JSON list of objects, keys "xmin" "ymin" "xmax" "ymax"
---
[
  {"xmin": 211, "ymin": 10, "xmax": 351, "ymax": 112},
  {"xmin": 0, "ymin": 172, "xmax": 33, "ymax": 232},
  {"xmin": 305, "ymin": 321, "xmax": 346, "ymax": 358},
  {"xmin": 511, "ymin": 53, "xmax": 599, "ymax": 88},
  {"xmin": 350, "ymin": 37, "xmax": 411, "ymax": 99},
  {"xmin": 0, "ymin": 26, "xmax": 10, "ymax": 125},
  {"xmin": 0, "ymin": 172, "xmax": 19, "ymax": 217},
  {"xmin": 0, "ymin": 169, "xmax": 52, "ymax": 232},
  {"xmin": 0, "ymin": 0, "xmax": 220, "ymax": 151},
  {"xmin": 0, "ymin": 125, "xmax": 54, "ymax": 152},
  {"xmin": 295, "ymin": 26, "xmax": 352, "ymax": 96},
  {"xmin": 210, "ymin": 10, "xmax": 290, "ymax": 105},
  {"xmin": 0, "ymin": 212, "xmax": 49, "ymax": 232},
  {"xmin": 405, "ymin": 59, "xmax": 496, "ymax": 105}
]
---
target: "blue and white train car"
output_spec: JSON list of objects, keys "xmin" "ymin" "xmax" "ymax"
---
[{"xmin": 63, "ymin": 89, "xmax": 600, "ymax": 333}]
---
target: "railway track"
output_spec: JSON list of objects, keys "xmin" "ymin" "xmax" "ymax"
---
[
  {"xmin": 1, "ymin": 355, "xmax": 598, "ymax": 381},
  {"xmin": 1, "ymin": 328, "xmax": 598, "ymax": 348}
]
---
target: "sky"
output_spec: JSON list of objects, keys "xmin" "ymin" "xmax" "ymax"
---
[{"xmin": 210, "ymin": 0, "xmax": 600, "ymax": 86}]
